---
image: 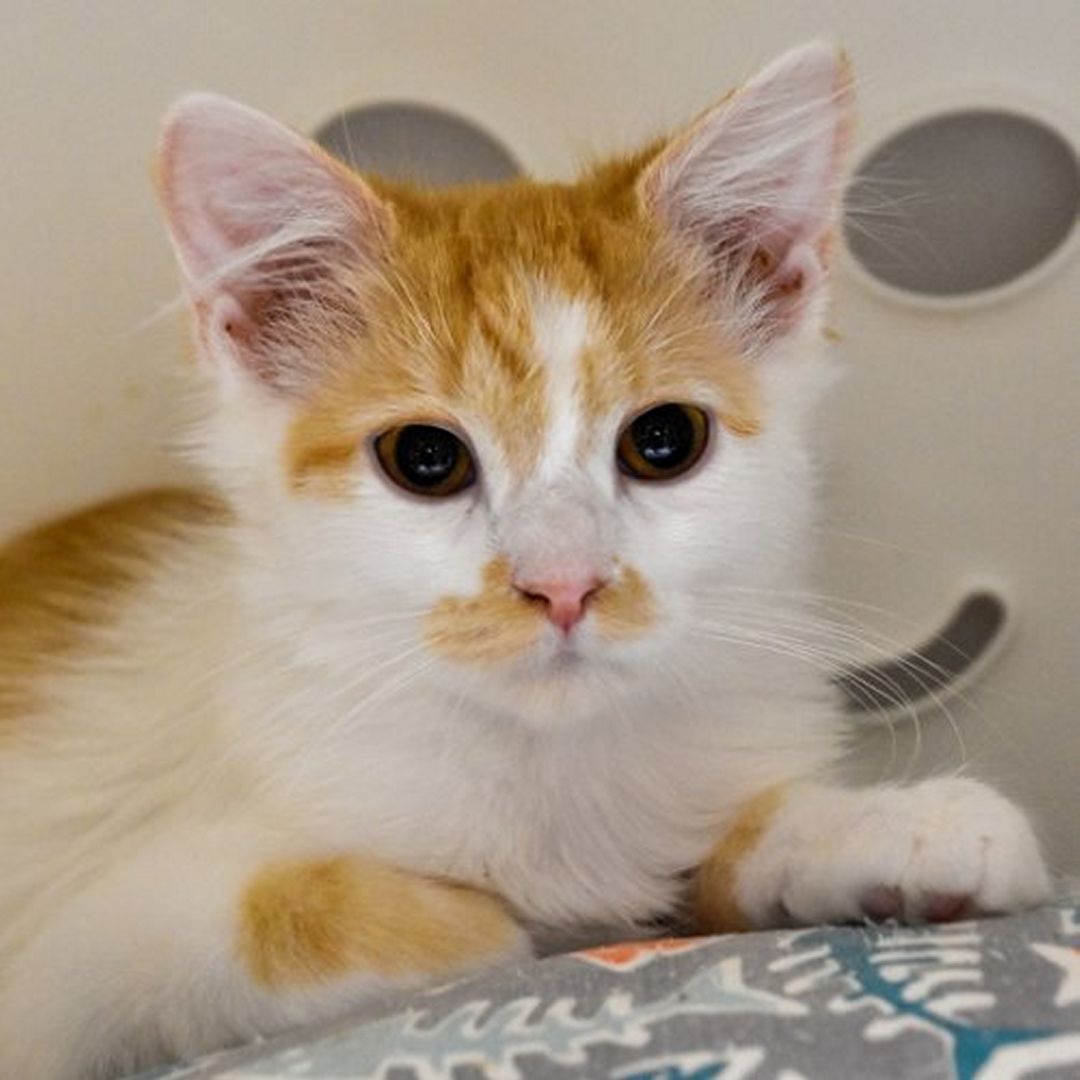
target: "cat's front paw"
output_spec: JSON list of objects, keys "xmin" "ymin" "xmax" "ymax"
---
[{"xmin": 734, "ymin": 778, "xmax": 1051, "ymax": 928}]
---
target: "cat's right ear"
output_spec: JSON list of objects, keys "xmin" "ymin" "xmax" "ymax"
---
[
  {"xmin": 156, "ymin": 94, "xmax": 392, "ymax": 394},
  {"xmin": 638, "ymin": 43, "xmax": 853, "ymax": 353}
]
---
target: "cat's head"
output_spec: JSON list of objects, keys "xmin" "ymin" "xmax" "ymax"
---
[{"xmin": 156, "ymin": 42, "xmax": 853, "ymax": 725}]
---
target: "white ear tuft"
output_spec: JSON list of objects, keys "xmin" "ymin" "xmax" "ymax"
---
[
  {"xmin": 641, "ymin": 42, "xmax": 854, "ymax": 350},
  {"xmin": 156, "ymin": 93, "xmax": 391, "ymax": 392}
]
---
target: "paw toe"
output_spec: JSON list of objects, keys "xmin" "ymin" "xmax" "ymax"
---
[
  {"xmin": 860, "ymin": 885, "xmax": 904, "ymax": 921},
  {"xmin": 921, "ymin": 891, "xmax": 975, "ymax": 923}
]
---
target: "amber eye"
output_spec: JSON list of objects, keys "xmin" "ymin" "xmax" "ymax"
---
[
  {"xmin": 616, "ymin": 403, "xmax": 709, "ymax": 481},
  {"xmin": 374, "ymin": 424, "xmax": 476, "ymax": 497}
]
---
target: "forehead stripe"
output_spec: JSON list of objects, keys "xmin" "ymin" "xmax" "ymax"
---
[{"xmin": 281, "ymin": 169, "xmax": 763, "ymax": 498}]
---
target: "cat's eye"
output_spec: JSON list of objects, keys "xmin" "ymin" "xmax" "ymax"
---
[
  {"xmin": 374, "ymin": 424, "xmax": 476, "ymax": 497},
  {"xmin": 616, "ymin": 403, "xmax": 710, "ymax": 481}
]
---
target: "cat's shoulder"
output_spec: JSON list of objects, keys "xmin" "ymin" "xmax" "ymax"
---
[{"xmin": 0, "ymin": 487, "xmax": 229, "ymax": 722}]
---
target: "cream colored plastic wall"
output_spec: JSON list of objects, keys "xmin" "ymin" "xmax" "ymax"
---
[{"xmin": 2, "ymin": 2, "xmax": 1077, "ymax": 872}]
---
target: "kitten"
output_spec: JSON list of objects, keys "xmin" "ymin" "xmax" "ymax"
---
[{"xmin": 0, "ymin": 43, "xmax": 1050, "ymax": 1080}]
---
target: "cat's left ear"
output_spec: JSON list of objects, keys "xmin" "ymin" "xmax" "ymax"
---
[
  {"xmin": 639, "ymin": 42, "xmax": 853, "ymax": 350},
  {"xmin": 156, "ymin": 93, "xmax": 392, "ymax": 394}
]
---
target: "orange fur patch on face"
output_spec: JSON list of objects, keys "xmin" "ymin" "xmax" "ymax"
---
[
  {"xmin": 284, "ymin": 416, "xmax": 370, "ymax": 499},
  {"xmin": 424, "ymin": 557, "xmax": 544, "ymax": 664},
  {"xmin": 592, "ymin": 564, "xmax": 656, "ymax": 641},
  {"xmin": 282, "ymin": 280, "xmax": 549, "ymax": 496},
  {"xmin": 282, "ymin": 360, "xmax": 449, "ymax": 498},
  {"xmin": 692, "ymin": 785, "xmax": 787, "ymax": 933},
  {"xmin": 0, "ymin": 488, "xmax": 228, "ymax": 730},
  {"xmin": 463, "ymin": 291, "xmax": 549, "ymax": 475},
  {"xmin": 578, "ymin": 314, "xmax": 762, "ymax": 447},
  {"xmin": 282, "ymin": 142, "xmax": 762, "ymax": 496},
  {"xmin": 237, "ymin": 854, "xmax": 520, "ymax": 989}
]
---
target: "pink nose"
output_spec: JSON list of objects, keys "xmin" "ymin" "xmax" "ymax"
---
[{"xmin": 516, "ymin": 575, "xmax": 602, "ymax": 634}]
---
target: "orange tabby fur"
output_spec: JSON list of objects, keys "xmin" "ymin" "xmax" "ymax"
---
[
  {"xmin": 425, "ymin": 557, "xmax": 657, "ymax": 663},
  {"xmin": 283, "ymin": 160, "xmax": 762, "ymax": 498},
  {"xmin": 238, "ymin": 855, "xmax": 518, "ymax": 989},
  {"xmin": 0, "ymin": 49, "xmax": 1052, "ymax": 1080},
  {"xmin": 693, "ymin": 785, "xmax": 788, "ymax": 932},
  {"xmin": 0, "ymin": 489, "xmax": 225, "ymax": 729}
]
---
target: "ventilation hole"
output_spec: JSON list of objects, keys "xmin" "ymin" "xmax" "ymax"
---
[
  {"xmin": 314, "ymin": 103, "xmax": 520, "ymax": 187},
  {"xmin": 845, "ymin": 110, "xmax": 1080, "ymax": 297},
  {"xmin": 835, "ymin": 590, "xmax": 1008, "ymax": 716}
]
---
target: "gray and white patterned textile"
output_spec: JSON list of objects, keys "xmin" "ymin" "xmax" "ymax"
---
[{"xmin": 143, "ymin": 902, "xmax": 1080, "ymax": 1079}]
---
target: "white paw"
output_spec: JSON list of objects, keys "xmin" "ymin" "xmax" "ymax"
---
[{"xmin": 737, "ymin": 778, "xmax": 1052, "ymax": 927}]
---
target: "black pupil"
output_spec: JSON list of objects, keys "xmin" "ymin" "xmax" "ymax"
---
[
  {"xmin": 395, "ymin": 426, "xmax": 460, "ymax": 488},
  {"xmin": 631, "ymin": 405, "xmax": 694, "ymax": 470}
]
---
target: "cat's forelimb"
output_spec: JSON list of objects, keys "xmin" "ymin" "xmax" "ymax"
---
[
  {"xmin": 693, "ymin": 777, "xmax": 1052, "ymax": 931},
  {"xmin": 0, "ymin": 830, "xmax": 527, "ymax": 1080}
]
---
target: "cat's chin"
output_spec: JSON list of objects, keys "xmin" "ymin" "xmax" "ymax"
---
[
  {"xmin": 486, "ymin": 675, "xmax": 621, "ymax": 727},
  {"xmin": 434, "ymin": 637, "xmax": 653, "ymax": 728}
]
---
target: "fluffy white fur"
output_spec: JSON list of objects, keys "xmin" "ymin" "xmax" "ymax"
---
[{"xmin": 0, "ymin": 43, "xmax": 1050, "ymax": 1079}]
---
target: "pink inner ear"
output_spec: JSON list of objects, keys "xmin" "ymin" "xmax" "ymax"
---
[
  {"xmin": 159, "ymin": 97, "xmax": 360, "ymax": 280},
  {"xmin": 157, "ymin": 93, "xmax": 390, "ymax": 391},
  {"xmin": 640, "ymin": 42, "xmax": 853, "ymax": 346},
  {"xmin": 207, "ymin": 293, "xmax": 254, "ymax": 345},
  {"xmin": 762, "ymin": 243, "xmax": 820, "ymax": 296}
]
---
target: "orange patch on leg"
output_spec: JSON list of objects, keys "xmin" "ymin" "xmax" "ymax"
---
[
  {"xmin": 424, "ymin": 557, "xmax": 543, "ymax": 664},
  {"xmin": 692, "ymin": 785, "xmax": 787, "ymax": 933},
  {"xmin": 237, "ymin": 854, "xmax": 520, "ymax": 989}
]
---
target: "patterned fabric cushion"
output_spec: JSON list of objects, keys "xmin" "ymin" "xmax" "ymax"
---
[{"xmin": 142, "ymin": 902, "xmax": 1080, "ymax": 1079}]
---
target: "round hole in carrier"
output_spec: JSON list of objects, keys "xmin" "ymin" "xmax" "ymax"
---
[
  {"xmin": 314, "ymin": 102, "xmax": 521, "ymax": 187},
  {"xmin": 844, "ymin": 109, "xmax": 1080, "ymax": 298}
]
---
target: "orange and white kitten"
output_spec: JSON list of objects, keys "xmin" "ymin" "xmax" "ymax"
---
[{"xmin": 0, "ymin": 43, "xmax": 1050, "ymax": 1079}]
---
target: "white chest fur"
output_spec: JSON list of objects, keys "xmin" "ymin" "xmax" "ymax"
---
[{"xmin": 232, "ymin": 666, "xmax": 841, "ymax": 931}]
